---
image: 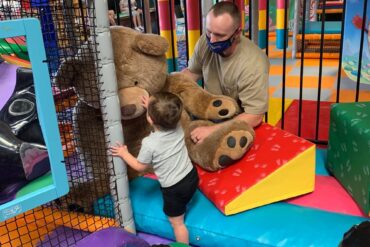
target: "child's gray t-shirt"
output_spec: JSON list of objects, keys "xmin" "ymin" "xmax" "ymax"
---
[{"xmin": 137, "ymin": 125, "xmax": 193, "ymax": 188}]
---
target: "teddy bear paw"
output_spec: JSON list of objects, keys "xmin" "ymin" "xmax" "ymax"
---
[
  {"xmin": 214, "ymin": 130, "xmax": 253, "ymax": 169},
  {"xmin": 206, "ymin": 98, "xmax": 239, "ymax": 120}
]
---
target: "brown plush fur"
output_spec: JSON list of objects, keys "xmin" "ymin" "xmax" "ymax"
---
[
  {"xmin": 109, "ymin": 26, "xmax": 255, "ymax": 172},
  {"xmin": 56, "ymin": 27, "xmax": 256, "ymax": 208},
  {"xmin": 164, "ymin": 72, "xmax": 240, "ymax": 120}
]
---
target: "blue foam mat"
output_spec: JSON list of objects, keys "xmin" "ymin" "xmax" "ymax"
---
[
  {"xmin": 130, "ymin": 177, "xmax": 367, "ymax": 247},
  {"xmin": 316, "ymin": 148, "xmax": 330, "ymax": 176}
]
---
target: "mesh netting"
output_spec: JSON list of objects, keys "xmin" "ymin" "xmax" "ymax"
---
[{"xmin": 0, "ymin": 1, "xmax": 122, "ymax": 246}]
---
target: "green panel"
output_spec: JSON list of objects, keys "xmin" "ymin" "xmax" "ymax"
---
[
  {"xmin": 16, "ymin": 173, "xmax": 53, "ymax": 197},
  {"xmin": 327, "ymin": 102, "xmax": 370, "ymax": 215},
  {"xmin": 0, "ymin": 38, "xmax": 29, "ymax": 60}
]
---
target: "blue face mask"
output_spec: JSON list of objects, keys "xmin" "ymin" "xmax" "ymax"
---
[{"xmin": 206, "ymin": 29, "xmax": 238, "ymax": 54}]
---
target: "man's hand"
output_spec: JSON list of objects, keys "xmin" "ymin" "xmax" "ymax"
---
[
  {"xmin": 190, "ymin": 125, "xmax": 220, "ymax": 144},
  {"xmin": 190, "ymin": 112, "xmax": 262, "ymax": 144}
]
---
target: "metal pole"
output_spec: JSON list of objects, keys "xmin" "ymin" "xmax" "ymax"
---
[{"xmin": 94, "ymin": 0, "xmax": 135, "ymax": 233}]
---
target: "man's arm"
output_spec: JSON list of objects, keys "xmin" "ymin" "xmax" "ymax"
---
[
  {"xmin": 181, "ymin": 35, "xmax": 204, "ymax": 82},
  {"xmin": 235, "ymin": 112, "xmax": 263, "ymax": 128},
  {"xmin": 190, "ymin": 112, "xmax": 263, "ymax": 144}
]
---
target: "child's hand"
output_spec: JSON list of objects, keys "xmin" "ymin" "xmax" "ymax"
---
[
  {"xmin": 110, "ymin": 142, "xmax": 129, "ymax": 158},
  {"xmin": 141, "ymin": 95, "xmax": 149, "ymax": 109}
]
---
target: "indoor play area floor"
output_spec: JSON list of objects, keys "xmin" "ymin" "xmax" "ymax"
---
[
  {"xmin": 176, "ymin": 32, "xmax": 370, "ymax": 103},
  {"xmin": 266, "ymin": 36, "xmax": 370, "ymax": 102}
]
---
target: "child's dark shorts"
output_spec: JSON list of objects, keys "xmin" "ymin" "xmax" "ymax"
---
[{"xmin": 160, "ymin": 167, "xmax": 199, "ymax": 217}]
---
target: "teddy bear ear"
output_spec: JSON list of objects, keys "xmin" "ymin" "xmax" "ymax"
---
[
  {"xmin": 54, "ymin": 55, "xmax": 100, "ymax": 109},
  {"xmin": 54, "ymin": 57, "xmax": 80, "ymax": 90},
  {"xmin": 134, "ymin": 33, "xmax": 169, "ymax": 56}
]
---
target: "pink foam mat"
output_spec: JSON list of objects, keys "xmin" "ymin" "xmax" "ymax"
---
[{"xmin": 287, "ymin": 175, "xmax": 367, "ymax": 217}]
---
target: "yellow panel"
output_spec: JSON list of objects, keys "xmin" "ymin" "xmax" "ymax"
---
[
  {"xmin": 276, "ymin": 9, "xmax": 286, "ymax": 29},
  {"xmin": 188, "ymin": 30, "xmax": 200, "ymax": 57},
  {"xmin": 258, "ymin": 10, "xmax": 266, "ymax": 30},
  {"xmin": 265, "ymin": 98, "xmax": 294, "ymax": 126},
  {"xmin": 225, "ymin": 145, "xmax": 316, "ymax": 215},
  {"xmin": 160, "ymin": 30, "xmax": 178, "ymax": 58},
  {"xmin": 241, "ymin": 9, "xmax": 245, "ymax": 31}
]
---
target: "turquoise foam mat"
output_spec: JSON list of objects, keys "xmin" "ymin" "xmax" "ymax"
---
[
  {"xmin": 130, "ymin": 176, "xmax": 367, "ymax": 247},
  {"xmin": 302, "ymin": 21, "xmax": 341, "ymax": 34},
  {"xmin": 316, "ymin": 148, "xmax": 330, "ymax": 176}
]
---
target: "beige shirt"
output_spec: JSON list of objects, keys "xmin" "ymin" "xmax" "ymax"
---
[{"xmin": 188, "ymin": 34, "xmax": 270, "ymax": 114}]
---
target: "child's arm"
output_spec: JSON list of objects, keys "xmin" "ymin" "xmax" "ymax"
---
[{"xmin": 110, "ymin": 142, "xmax": 149, "ymax": 172}]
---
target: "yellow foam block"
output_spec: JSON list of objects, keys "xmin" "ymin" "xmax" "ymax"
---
[
  {"xmin": 225, "ymin": 145, "xmax": 316, "ymax": 215},
  {"xmin": 266, "ymin": 98, "xmax": 294, "ymax": 126},
  {"xmin": 197, "ymin": 124, "xmax": 316, "ymax": 215}
]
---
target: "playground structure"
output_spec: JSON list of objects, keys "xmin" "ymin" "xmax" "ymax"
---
[
  {"xmin": 292, "ymin": 0, "xmax": 343, "ymax": 59},
  {"xmin": 0, "ymin": 0, "xmax": 370, "ymax": 246}
]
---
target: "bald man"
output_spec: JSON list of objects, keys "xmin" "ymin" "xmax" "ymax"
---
[{"xmin": 182, "ymin": 1, "xmax": 270, "ymax": 145}]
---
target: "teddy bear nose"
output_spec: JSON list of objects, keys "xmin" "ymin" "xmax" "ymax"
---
[{"xmin": 121, "ymin": 104, "xmax": 137, "ymax": 117}]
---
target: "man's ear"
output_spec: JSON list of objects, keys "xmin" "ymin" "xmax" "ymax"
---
[{"xmin": 232, "ymin": 28, "xmax": 242, "ymax": 42}]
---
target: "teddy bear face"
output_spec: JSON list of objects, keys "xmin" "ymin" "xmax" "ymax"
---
[{"xmin": 110, "ymin": 27, "xmax": 169, "ymax": 120}]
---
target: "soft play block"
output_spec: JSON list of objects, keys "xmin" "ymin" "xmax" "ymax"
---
[
  {"xmin": 266, "ymin": 98, "xmax": 294, "ymax": 126},
  {"xmin": 287, "ymin": 175, "xmax": 366, "ymax": 217},
  {"xmin": 276, "ymin": 99, "xmax": 332, "ymax": 142},
  {"xmin": 197, "ymin": 123, "xmax": 315, "ymax": 215},
  {"xmin": 130, "ymin": 177, "xmax": 367, "ymax": 247},
  {"xmin": 327, "ymin": 102, "xmax": 370, "ymax": 216}
]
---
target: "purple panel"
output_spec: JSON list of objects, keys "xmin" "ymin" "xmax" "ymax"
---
[
  {"xmin": 0, "ymin": 180, "xmax": 27, "ymax": 205},
  {"xmin": 138, "ymin": 232, "xmax": 173, "ymax": 245},
  {"xmin": 36, "ymin": 226, "xmax": 91, "ymax": 247},
  {"xmin": 0, "ymin": 63, "xmax": 17, "ymax": 110},
  {"xmin": 76, "ymin": 227, "xmax": 150, "ymax": 247}
]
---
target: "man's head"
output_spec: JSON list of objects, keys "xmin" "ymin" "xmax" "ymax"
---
[
  {"xmin": 205, "ymin": 2, "xmax": 241, "ymax": 55},
  {"xmin": 147, "ymin": 92, "xmax": 183, "ymax": 130}
]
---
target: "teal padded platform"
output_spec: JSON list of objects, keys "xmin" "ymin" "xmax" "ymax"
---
[
  {"xmin": 301, "ymin": 21, "xmax": 341, "ymax": 34},
  {"xmin": 316, "ymin": 148, "xmax": 330, "ymax": 176},
  {"xmin": 130, "ymin": 177, "xmax": 367, "ymax": 247},
  {"xmin": 327, "ymin": 102, "xmax": 370, "ymax": 216}
]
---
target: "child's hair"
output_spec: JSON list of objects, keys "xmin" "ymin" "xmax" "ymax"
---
[{"xmin": 147, "ymin": 92, "xmax": 183, "ymax": 130}]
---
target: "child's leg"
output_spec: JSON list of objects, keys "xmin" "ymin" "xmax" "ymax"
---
[
  {"xmin": 168, "ymin": 214, "xmax": 189, "ymax": 244},
  {"xmin": 137, "ymin": 9, "xmax": 143, "ymax": 25},
  {"xmin": 136, "ymin": 14, "xmax": 142, "ymax": 27},
  {"xmin": 132, "ymin": 15, "xmax": 138, "ymax": 27}
]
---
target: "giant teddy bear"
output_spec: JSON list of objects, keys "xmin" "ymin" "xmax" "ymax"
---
[
  {"xmin": 110, "ymin": 26, "xmax": 255, "ymax": 171},
  {"xmin": 54, "ymin": 26, "xmax": 254, "ymax": 212}
]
